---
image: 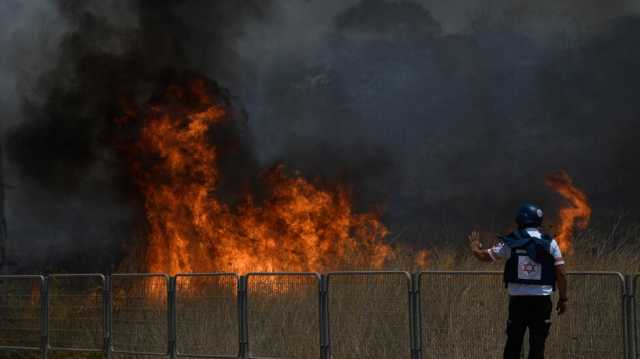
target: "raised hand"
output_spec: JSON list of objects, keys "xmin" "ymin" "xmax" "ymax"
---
[{"xmin": 468, "ymin": 230, "xmax": 482, "ymax": 250}]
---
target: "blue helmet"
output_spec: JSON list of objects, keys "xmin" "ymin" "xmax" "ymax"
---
[{"xmin": 515, "ymin": 203, "xmax": 544, "ymax": 228}]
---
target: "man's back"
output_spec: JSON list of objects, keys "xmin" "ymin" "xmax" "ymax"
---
[
  {"xmin": 468, "ymin": 203, "xmax": 568, "ymax": 359},
  {"xmin": 489, "ymin": 228, "xmax": 565, "ymax": 296}
]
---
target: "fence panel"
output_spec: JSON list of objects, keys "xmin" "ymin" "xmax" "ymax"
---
[
  {"xmin": 545, "ymin": 272, "xmax": 625, "ymax": 358},
  {"xmin": 0, "ymin": 276, "xmax": 44, "ymax": 351},
  {"xmin": 326, "ymin": 271, "xmax": 412, "ymax": 359},
  {"xmin": 111, "ymin": 274, "xmax": 169, "ymax": 355},
  {"xmin": 48, "ymin": 274, "xmax": 104, "ymax": 352},
  {"xmin": 246, "ymin": 273, "xmax": 321, "ymax": 359},
  {"xmin": 419, "ymin": 271, "xmax": 507, "ymax": 359},
  {"xmin": 418, "ymin": 271, "xmax": 626, "ymax": 359},
  {"xmin": 0, "ymin": 270, "xmax": 628, "ymax": 359},
  {"xmin": 175, "ymin": 273, "xmax": 239, "ymax": 358}
]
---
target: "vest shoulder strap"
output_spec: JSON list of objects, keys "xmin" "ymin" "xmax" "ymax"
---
[
  {"xmin": 540, "ymin": 233, "xmax": 553, "ymax": 241},
  {"xmin": 501, "ymin": 230, "xmax": 531, "ymax": 249}
]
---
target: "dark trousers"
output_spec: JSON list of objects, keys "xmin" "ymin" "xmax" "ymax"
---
[{"xmin": 504, "ymin": 296, "xmax": 552, "ymax": 359}]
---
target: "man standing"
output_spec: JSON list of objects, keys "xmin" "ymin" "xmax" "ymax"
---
[{"xmin": 469, "ymin": 203, "xmax": 568, "ymax": 359}]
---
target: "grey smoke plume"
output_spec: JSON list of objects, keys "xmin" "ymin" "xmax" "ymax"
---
[
  {"xmin": 1, "ymin": 0, "xmax": 640, "ymax": 271},
  {"xmin": 1, "ymin": 0, "xmax": 271, "ymax": 272},
  {"xmin": 233, "ymin": 0, "xmax": 640, "ymax": 237}
]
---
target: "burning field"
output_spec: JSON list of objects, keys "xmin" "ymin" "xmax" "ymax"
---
[
  {"xmin": 4, "ymin": 0, "xmax": 631, "ymax": 277},
  {"xmin": 111, "ymin": 73, "xmax": 593, "ymax": 275},
  {"xmin": 3, "ymin": 2, "xmax": 640, "ymax": 358},
  {"xmin": 115, "ymin": 75, "xmax": 425, "ymax": 274}
]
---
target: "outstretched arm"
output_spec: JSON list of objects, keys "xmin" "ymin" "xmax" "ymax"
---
[
  {"xmin": 555, "ymin": 264, "xmax": 568, "ymax": 315},
  {"xmin": 469, "ymin": 230, "xmax": 493, "ymax": 262}
]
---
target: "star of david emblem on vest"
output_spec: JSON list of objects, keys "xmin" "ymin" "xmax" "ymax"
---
[{"xmin": 522, "ymin": 262, "xmax": 537, "ymax": 274}]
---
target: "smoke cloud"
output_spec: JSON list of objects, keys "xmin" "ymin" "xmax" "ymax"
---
[{"xmin": 1, "ymin": 0, "xmax": 640, "ymax": 271}]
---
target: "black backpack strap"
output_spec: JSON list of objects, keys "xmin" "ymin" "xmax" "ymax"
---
[{"xmin": 503, "ymin": 230, "xmax": 532, "ymax": 249}]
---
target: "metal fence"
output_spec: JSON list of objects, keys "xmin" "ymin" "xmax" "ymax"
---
[
  {"xmin": 111, "ymin": 273, "xmax": 169, "ymax": 356},
  {"xmin": 326, "ymin": 271, "xmax": 414, "ymax": 359},
  {"xmin": 246, "ymin": 272, "xmax": 321, "ymax": 359},
  {"xmin": 0, "ymin": 275, "xmax": 44, "ymax": 352},
  {"xmin": 0, "ymin": 271, "xmax": 637, "ymax": 359},
  {"xmin": 418, "ymin": 272, "xmax": 626, "ymax": 359},
  {"xmin": 418, "ymin": 271, "xmax": 508, "ymax": 359},
  {"xmin": 634, "ymin": 274, "xmax": 640, "ymax": 359},
  {"xmin": 175, "ymin": 273, "xmax": 239, "ymax": 358},
  {"xmin": 47, "ymin": 274, "xmax": 105, "ymax": 353},
  {"xmin": 549, "ymin": 272, "xmax": 625, "ymax": 358}
]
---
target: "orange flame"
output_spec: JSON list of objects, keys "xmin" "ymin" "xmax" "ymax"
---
[
  {"xmin": 545, "ymin": 170, "xmax": 591, "ymax": 254},
  {"xmin": 117, "ymin": 77, "xmax": 425, "ymax": 274}
]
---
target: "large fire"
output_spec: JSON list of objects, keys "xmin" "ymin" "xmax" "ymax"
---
[
  {"xmin": 545, "ymin": 170, "xmax": 592, "ymax": 254},
  {"xmin": 117, "ymin": 76, "xmax": 424, "ymax": 274}
]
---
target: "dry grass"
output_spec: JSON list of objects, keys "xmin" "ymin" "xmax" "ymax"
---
[
  {"xmin": 424, "ymin": 221, "xmax": 640, "ymax": 273},
  {"xmin": 419, "ymin": 272, "xmax": 625, "ymax": 359},
  {"xmin": 1, "ymin": 222, "xmax": 639, "ymax": 359}
]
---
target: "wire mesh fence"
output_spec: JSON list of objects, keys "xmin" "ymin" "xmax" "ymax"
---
[
  {"xmin": 245, "ymin": 273, "xmax": 321, "ymax": 359},
  {"xmin": 111, "ymin": 274, "xmax": 169, "ymax": 356},
  {"xmin": 546, "ymin": 272, "xmax": 625, "ymax": 359},
  {"xmin": 326, "ymin": 271, "xmax": 413, "ymax": 359},
  {"xmin": 47, "ymin": 274, "xmax": 104, "ymax": 352},
  {"xmin": 0, "ymin": 275, "xmax": 43, "ymax": 351},
  {"xmin": 0, "ymin": 272, "xmax": 636, "ymax": 359},
  {"xmin": 418, "ymin": 271, "xmax": 508, "ymax": 359},
  {"xmin": 418, "ymin": 272, "xmax": 626, "ymax": 359},
  {"xmin": 175, "ymin": 273, "xmax": 239, "ymax": 358}
]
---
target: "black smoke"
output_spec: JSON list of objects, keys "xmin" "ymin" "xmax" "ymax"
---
[
  {"xmin": 236, "ymin": 0, "xmax": 640, "ymax": 241},
  {"xmin": 2, "ymin": 0, "xmax": 640, "ymax": 272},
  {"xmin": 1, "ymin": 0, "xmax": 271, "ymax": 272}
]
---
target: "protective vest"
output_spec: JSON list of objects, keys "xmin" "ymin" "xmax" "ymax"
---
[{"xmin": 500, "ymin": 229, "xmax": 556, "ymax": 288}]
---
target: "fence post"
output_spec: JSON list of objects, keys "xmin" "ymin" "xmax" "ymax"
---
[
  {"xmin": 168, "ymin": 276, "xmax": 177, "ymax": 359},
  {"xmin": 238, "ymin": 275, "xmax": 248, "ymax": 359},
  {"xmin": 40, "ymin": 276, "xmax": 48, "ymax": 359},
  {"xmin": 411, "ymin": 273, "xmax": 422, "ymax": 359},
  {"xmin": 324, "ymin": 275, "xmax": 333, "ymax": 359},
  {"xmin": 103, "ymin": 275, "xmax": 112, "ymax": 359},
  {"xmin": 409, "ymin": 273, "xmax": 415, "ymax": 359},
  {"xmin": 622, "ymin": 275, "xmax": 631, "ymax": 359},
  {"xmin": 626, "ymin": 275, "xmax": 636, "ymax": 359},
  {"xmin": 319, "ymin": 275, "xmax": 328, "ymax": 359},
  {"xmin": 631, "ymin": 275, "xmax": 640, "ymax": 359},
  {"xmin": 624, "ymin": 274, "xmax": 632, "ymax": 359}
]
